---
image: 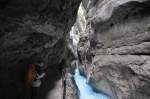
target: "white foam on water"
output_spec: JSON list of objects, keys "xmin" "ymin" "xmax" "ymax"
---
[{"xmin": 73, "ymin": 68, "xmax": 110, "ymax": 99}]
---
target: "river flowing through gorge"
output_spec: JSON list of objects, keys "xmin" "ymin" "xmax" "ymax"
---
[
  {"xmin": 0, "ymin": 0, "xmax": 150, "ymax": 99},
  {"xmin": 68, "ymin": 3, "xmax": 110, "ymax": 99},
  {"xmin": 71, "ymin": 61, "xmax": 110, "ymax": 99}
]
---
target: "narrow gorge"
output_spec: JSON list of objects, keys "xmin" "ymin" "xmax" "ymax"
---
[{"xmin": 0, "ymin": 0, "xmax": 150, "ymax": 99}]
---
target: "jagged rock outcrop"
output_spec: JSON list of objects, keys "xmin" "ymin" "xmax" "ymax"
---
[
  {"xmin": 0, "ymin": 0, "xmax": 81, "ymax": 99},
  {"xmin": 71, "ymin": 0, "xmax": 150, "ymax": 99}
]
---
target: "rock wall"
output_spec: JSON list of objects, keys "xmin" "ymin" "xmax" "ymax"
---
[
  {"xmin": 73, "ymin": 0, "xmax": 150, "ymax": 99},
  {"xmin": 0, "ymin": 0, "xmax": 81, "ymax": 99},
  {"xmin": 1, "ymin": 0, "xmax": 150, "ymax": 99}
]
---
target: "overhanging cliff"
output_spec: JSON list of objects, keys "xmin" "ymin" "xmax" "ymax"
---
[{"xmin": 0, "ymin": 0, "xmax": 81, "ymax": 99}]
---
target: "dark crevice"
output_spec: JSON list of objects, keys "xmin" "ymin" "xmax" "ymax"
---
[
  {"xmin": 142, "ymin": 39, "xmax": 150, "ymax": 42},
  {"xmin": 112, "ymin": 53, "xmax": 150, "ymax": 56},
  {"xmin": 0, "ymin": 0, "xmax": 11, "ymax": 9},
  {"xmin": 129, "ymin": 53, "xmax": 150, "ymax": 56},
  {"xmin": 63, "ymin": 80, "xmax": 66, "ymax": 99}
]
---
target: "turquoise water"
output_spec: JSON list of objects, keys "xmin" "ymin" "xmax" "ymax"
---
[{"xmin": 73, "ymin": 68, "xmax": 110, "ymax": 99}]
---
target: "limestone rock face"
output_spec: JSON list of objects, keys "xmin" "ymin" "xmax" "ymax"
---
[
  {"xmin": 1, "ymin": 0, "xmax": 150, "ymax": 99},
  {"xmin": 74, "ymin": 0, "xmax": 150, "ymax": 99},
  {"xmin": 0, "ymin": 0, "xmax": 81, "ymax": 99}
]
